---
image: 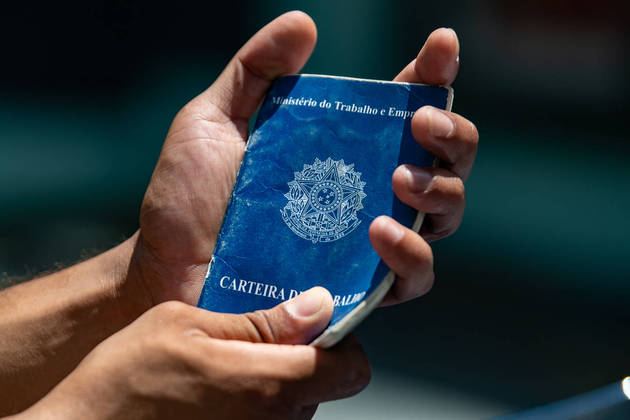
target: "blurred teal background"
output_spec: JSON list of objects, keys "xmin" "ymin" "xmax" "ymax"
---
[{"xmin": 1, "ymin": 1, "xmax": 629, "ymax": 418}]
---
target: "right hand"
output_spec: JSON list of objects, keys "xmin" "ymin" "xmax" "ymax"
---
[
  {"xmin": 130, "ymin": 11, "xmax": 320, "ymax": 306},
  {"xmin": 18, "ymin": 288, "xmax": 370, "ymax": 420}
]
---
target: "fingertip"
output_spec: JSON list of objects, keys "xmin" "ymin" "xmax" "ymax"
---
[
  {"xmin": 415, "ymin": 27, "xmax": 460, "ymax": 85},
  {"xmin": 284, "ymin": 287, "xmax": 333, "ymax": 341},
  {"xmin": 392, "ymin": 165, "xmax": 411, "ymax": 194},
  {"xmin": 429, "ymin": 27, "xmax": 460, "ymax": 58},
  {"xmin": 410, "ymin": 106, "xmax": 433, "ymax": 148},
  {"xmin": 285, "ymin": 286, "xmax": 332, "ymax": 320},
  {"xmin": 282, "ymin": 10, "xmax": 318, "ymax": 43},
  {"xmin": 202, "ymin": 11, "xmax": 318, "ymax": 122},
  {"xmin": 369, "ymin": 216, "xmax": 387, "ymax": 249},
  {"xmin": 411, "ymin": 105, "xmax": 432, "ymax": 128},
  {"xmin": 369, "ymin": 216, "xmax": 405, "ymax": 251},
  {"xmin": 245, "ymin": 10, "xmax": 317, "ymax": 78},
  {"xmin": 308, "ymin": 286, "xmax": 334, "ymax": 317},
  {"xmin": 369, "ymin": 215, "xmax": 391, "ymax": 232},
  {"xmin": 411, "ymin": 106, "xmax": 461, "ymax": 164},
  {"xmin": 392, "ymin": 164, "xmax": 433, "ymax": 199},
  {"xmin": 443, "ymin": 27, "xmax": 460, "ymax": 50},
  {"xmin": 255, "ymin": 286, "xmax": 334, "ymax": 344}
]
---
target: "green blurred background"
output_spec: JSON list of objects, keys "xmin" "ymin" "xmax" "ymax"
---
[{"xmin": 1, "ymin": 1, "xmax": 628, "ymax": 418}]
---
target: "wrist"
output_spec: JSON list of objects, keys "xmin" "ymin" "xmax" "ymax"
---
[
  {"xmin": 128, "ymin": 230, "xmax": 209, "ymax": 306},
  {"xmin": 0, "ymin": 232, "xmax": 152, "ymax": 415},
  {"xmin": 10, "ymin": 371, "xmax": 118, "ymax": 420},
  {"xmin": 104, "ymin": 231, "xmax": 154, "ymax": 328}
]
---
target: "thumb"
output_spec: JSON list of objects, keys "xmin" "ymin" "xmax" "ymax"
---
[
  {"xmin": 192, "ymin": 11, "xmax": 317, "ymax": 123},
  {"xmin": 195, "ymin": 287, "xmax": 334, "ymax": 345}
]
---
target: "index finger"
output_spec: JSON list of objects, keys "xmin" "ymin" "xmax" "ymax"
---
[
  {"xmin": 201, "ymin": 334, "xmax": 371, "ymax": 405},
  {"xmin": 394, "ymin": 27, "xmax": 460, "ymax": 86}
]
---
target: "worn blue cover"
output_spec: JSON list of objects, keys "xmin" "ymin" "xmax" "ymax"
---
[{"xmin": 198, "ymin": 74, "xmax": 450, "ymax": 326}]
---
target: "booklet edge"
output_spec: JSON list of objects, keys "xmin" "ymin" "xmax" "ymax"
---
[{"xmin": 311, "ymin": 84, "xmax": 454, "ymax": 348}]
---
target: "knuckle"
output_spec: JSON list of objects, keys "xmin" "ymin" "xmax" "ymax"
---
[
  {"xmin": 344, "ymin": 346, "xmax": 372, "ymax": 395},
  {"xmin": 153, "ymin": 300, "xmax": 190, "ymax": 318},
  {"xmin": 415, "ymin": 270, "xmax": 435, "ymax": 298},
  {"xmin": 463, "ymin": 122, "xmax": 479, "ymax": 154},
  {"xmin": 175, "ymin": 102, "xmax": 201, "ymax": 122},
  {"xmin": 415, "ymin": 239, "xmax": 434, "ymax": 269},
  {"xmin": 135, "ymin": 327, "xmax": 189, "ymax": 367},
  {"xmin": 353, "ymin": 355, "xmax": 372, "ymax": 391},
  {"xmin": 398, "ymin": 275, "xmax": 432, "ymax": 302},
  {"xmin": 273, "ymin": 382, "xmax": 300, "ymax": 408},
  {"xmin": 430, "ymin": 221, "xmax": 460, "ymax": 240},
  {"xmin": 455, "ymin": 115, "xmax": 478, "ymax": 142},
  {"xmin": 419, "ymin": 270, "xmax": 435, "ymax": 296},
  {"xmin": 244, "ymin": 310, "xmax": 277, "ymax": 343},
  {"xmin": 255, "ymin": 379, "xmax": 284, "ymax": 402},
  {"xmin": 451, "ymin": 180, "xmax": 466, "ymax": 209},
  {"xmin": 468, "ymin": 120, "xmax": 480, "ymax": 144},
  {"xmin": 392, "ymin": 277, "xmax": 416, "ymax": 303},
  {"xmin": 411, "ymin": 108, "xmax": 432, "ymax": 136},
  {"xmin": 454, "ymin": 176, "xmax": 466, "ymax": 196},
  {"xmin": 441, "ymin": 204, "xmax": 466, "ymax": 236},
  {"xmin": 157, "ymin": 334, "xmax": 188, "ymax": 359},
  {"xmin": 246, "ymin": 378, "xmax": 297, "ymax": 414},
  {"xmin": 424, "ymin": 176, "xmax": 465, "ymax": 214},
  {"xmin": 396, "ymin": 245, "xmax": 435, "ymax": 300},
  {"xmin": 331, "ymin": 336, "xmax": 372, "ymax": 397}
]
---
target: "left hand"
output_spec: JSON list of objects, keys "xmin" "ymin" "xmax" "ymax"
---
[
  {"xmin": 369, "ymin": 28, "xmax": 479, "ymax": 306},
  {"xmin": 129, "ymin": 14, "xmax": 478, "ymax": 309}
]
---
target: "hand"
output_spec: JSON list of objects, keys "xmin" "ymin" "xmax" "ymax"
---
[
  {"xmin": 369, "ymin": 28, "xmax": 479, "ymax": 306},
  {"xmin": 17, "ymin": 288, "xmax": 370, "ymax": 420},
  {"xmin": 130, "ymin": 11, "xmax": 319, "ymax": 305},
  {"xmin": 130, "ymin": 13, "xmax": 478, "ymax": 309}
]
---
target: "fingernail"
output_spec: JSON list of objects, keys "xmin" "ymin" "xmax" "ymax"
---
[
  {"xmin": 403, "ymin": 165, "xmax": 433, "ymax": 193},
  {"xmin": 427, "ymin": 107, "xmax": 455, "ymax": 138},
  {"xmin": 286, "ymin": 288, "xmax": 325, "ymax": 318},
  {"xmin": 378, "ymin": 217, "xmax": 405, "ymax": 245}
]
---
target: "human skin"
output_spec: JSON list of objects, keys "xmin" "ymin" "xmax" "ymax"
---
[
  {"xmin": 9, "ymin": 288, "xmax": 371, "ymax": 420},
  {"xmin": 0, "ymin": 10, "xmax": 478, "ymax": 416}
]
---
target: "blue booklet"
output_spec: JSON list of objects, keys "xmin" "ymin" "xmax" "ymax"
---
[{"xmin": 198, "ymin": 74, "xmax": 453, "ymax": 347}]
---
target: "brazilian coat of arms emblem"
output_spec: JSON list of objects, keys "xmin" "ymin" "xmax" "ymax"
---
[{"xmin": 281, "ymin": 157, "xmax": 367, "ymax": 243}]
